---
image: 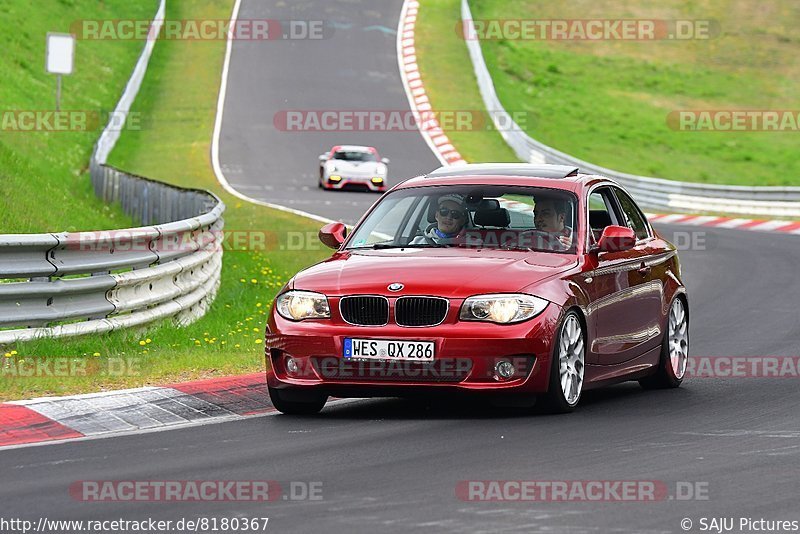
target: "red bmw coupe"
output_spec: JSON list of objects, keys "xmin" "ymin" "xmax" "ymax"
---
[{"xmin": 265, "ymin": 164, "xmax": 689, "ymax": 414}]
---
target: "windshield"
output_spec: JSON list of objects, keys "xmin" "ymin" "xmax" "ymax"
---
[
  {"xmin": 346, "ymin": 185, "xmax": 579, "ymax": 253},
  {"xmin": 333, "ymin": 150, "xmax": 378, "ymax": 162}
]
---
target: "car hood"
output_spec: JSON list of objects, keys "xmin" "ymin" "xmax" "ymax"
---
[{"xmin": 292, "ymin": 248, "xmax": 577, "ymax": 298}]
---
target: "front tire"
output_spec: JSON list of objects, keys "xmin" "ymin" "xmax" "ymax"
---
[
  {"xmin": 640, "ymin": 297, "xmax": 688, "ymax": 389},
  {"xmin": 269, "ymin": 387, "xmax": 327, "ymax": 415},
  {"xmin": 540, "ymin": 311, "xmax": 585, "ymax": 413}
]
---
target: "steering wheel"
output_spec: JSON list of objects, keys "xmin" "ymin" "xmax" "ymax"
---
[{"xmin": 422, "ymin": 223, "xmax": 438, "ymax": 245}]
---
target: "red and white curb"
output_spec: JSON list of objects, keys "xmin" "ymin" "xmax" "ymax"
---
[
  {"xmin": 0, "ymin": 374, "xmax": 276, "ymax": 449},
  {"xmin": 646, "ymin": 213, "xmax": 800, "ymax": 234},
  {"xmin": 398, "ymin": 0, "xmax": 465, "ymax": 167}
]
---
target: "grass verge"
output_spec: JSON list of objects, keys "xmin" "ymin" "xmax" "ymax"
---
[
  {"xmin": 1, "ymin": 0, "xmax": 330, "ymax": 400},
  {"xmin": 417, "ymin": 0, "xmax": 800, "ymax": 187},
  {"xmin": 0, "ymin": 0, "xmax": 155, "ymax": 233}
]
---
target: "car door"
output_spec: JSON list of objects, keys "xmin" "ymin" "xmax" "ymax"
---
[
  {"xmin": 609, "ymin": 187, "xmax": 668, "ymax": 358},
  {"xmin": 580, "ymin": 186, "xmax": 662, "ymax": 365}
]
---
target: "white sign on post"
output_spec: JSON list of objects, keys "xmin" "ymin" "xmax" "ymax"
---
[
  {"xmin": 46, "ymin": 33, "xmax": 75, "ymax": 111},
  {"xmin": 46, "ymin": 33, "xmax": 75, "ymax": 75}
]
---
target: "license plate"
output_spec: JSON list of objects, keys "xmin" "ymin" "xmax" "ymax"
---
[{"xmin": 343, "ymin": 338, "xmax": 434, "ymax": 361}]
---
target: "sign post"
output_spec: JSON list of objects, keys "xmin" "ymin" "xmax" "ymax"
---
[{"xmin": 46, "ymin": 33, "xmax": 75, "ymax": 111}]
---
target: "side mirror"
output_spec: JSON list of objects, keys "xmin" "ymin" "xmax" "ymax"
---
[
  {"xmin": 319, "ymin": 222, "xmax": 347, "ymax": 250},
  {"xmin": 381, "ymin": 157, "xmax": 390, "ymax": 165},
  {"xmin": 597, "ymin": 225, "xmax": 636, "ymax": 253},
  {"xmin": 318, "ymin": 154, "xmax": 328, "ymax": 162}
]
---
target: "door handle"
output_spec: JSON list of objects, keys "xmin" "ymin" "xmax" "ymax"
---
[{"xmin": 637, "ymin": 263, "xmax": 651, "ymax": 276}]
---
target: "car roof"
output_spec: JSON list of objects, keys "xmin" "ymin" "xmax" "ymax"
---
[{"xmin": 395, "ymin": 164, "xmax": 611, "ymax": 193}]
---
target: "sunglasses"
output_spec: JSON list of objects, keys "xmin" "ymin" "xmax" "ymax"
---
[{"xmin": 438, "ymin": 207, "xmax": 466, "ymax": 219}]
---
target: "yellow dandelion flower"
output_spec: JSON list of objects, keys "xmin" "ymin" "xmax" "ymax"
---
[{"xmin": 138, "ymin": 340, "xmax": 146, "ymax": 346}]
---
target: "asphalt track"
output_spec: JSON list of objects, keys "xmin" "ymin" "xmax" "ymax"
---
[
  {"xmin": 216, "ymin": 0, "xmax": 440, "ymax": 224},
  {"xmin": 3, "ymin": 1, "xmax": 799, "ymax": 532}
]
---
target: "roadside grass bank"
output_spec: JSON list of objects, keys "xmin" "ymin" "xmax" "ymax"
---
[
  {"xmin": 417, "ymin": 0, "xmax": 800, "ymax": 187},
  {"xmin": 0, "ymin": 0, "xmax": 155, "ymax": 232}
]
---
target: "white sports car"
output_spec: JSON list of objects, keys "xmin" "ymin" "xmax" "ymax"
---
[{"xmin": 318, "ymin": 145, "xmax": 389, "ymax": 192}]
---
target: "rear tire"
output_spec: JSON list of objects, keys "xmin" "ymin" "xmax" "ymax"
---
[
  {"xmin": 539, "ymin": 311, "xmax": 585, "ymax": 414},
  {"xmin": 640, "ymin": 297, "xmax": 688, "ymax": 389},
  {"xmin": 269, "ymin": 387, "xmax": 327, "ymax": 415}
]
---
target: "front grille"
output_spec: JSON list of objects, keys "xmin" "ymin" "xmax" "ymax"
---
[
  {"xmin": 395, "ymin": 297, "xmax": 449, "ymax": 327},
  {"xmin": 340, "ymin": 296, "xmax": 389, "ymax": 326}
]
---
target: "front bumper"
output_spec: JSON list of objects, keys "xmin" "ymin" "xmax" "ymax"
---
[
  {"xmin": 265, "ymin": 301, "xmax": 562, "ymax": 397},
  {"xmin": 322, "ymin": 175, "xmax": 386, "ymax": 192}
]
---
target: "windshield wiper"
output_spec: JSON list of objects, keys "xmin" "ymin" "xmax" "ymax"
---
[
  {"xmin": 450, "ymin": 242, "xmax": 530, "ymax": 251},
  {"xmin": 353, "ymin": 243, "xmax": 444, "ymax": 250}
]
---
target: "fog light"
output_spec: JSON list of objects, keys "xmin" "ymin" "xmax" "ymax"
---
[
  {"xmin": 328, "ymin": 175, "xmax": 342, "ymax": 182},
  {"xmin": 286, "ymin": 357, "xmax": 299, "ymax": 374},
  {"xmin": 371, "ymin": 177, "xmax": 383, "ymax": 184},
  {"xmin": 495, "ymin": 360, "xmax": 515, "ymax": 380}
]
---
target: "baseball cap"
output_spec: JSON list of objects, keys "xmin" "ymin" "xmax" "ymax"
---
[{"xmin": 437, "ymin": 193, "xmax": 466, "ymax": 208}]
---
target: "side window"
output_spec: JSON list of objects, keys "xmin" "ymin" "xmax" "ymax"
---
[
  {"xmin": 612, "ymin": 188, "xmax": 650, "ymax": 241},
  {"xmin": 587, "ymin": 187, "xmax": 618, "ymax": 243}
]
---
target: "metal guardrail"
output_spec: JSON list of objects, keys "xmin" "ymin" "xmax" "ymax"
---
[
  {"xmin": 0, "ymin": 166, "xmax": 224, "ymax": 346},
  {"xmin": 461, "ymin": 0, "xmax": 800, "ymax": 218},
  {"xmin": 0, "ymin": 0, "xmax": 226, "ymax": 345}
]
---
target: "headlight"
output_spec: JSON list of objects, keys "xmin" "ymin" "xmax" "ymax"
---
[
  {"xmin": 326, "ymin": 162, "xmax": 337, "ymax": 173},
  {"xmin": 459, "ymin": 294, "xmax": 549, "ymax": 324},
  {"xmin": 276, "ymin": 290, "xmax": 330, "ymax": 321}
]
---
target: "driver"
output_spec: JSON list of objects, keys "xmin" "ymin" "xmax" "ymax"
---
[
  {"xmin": 411, "ymin": 194, "xmax": 470, "ymax": 245},
  {"xmin": 532, "ymin": 196, "xmax": 573, "ymax": 250}
]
